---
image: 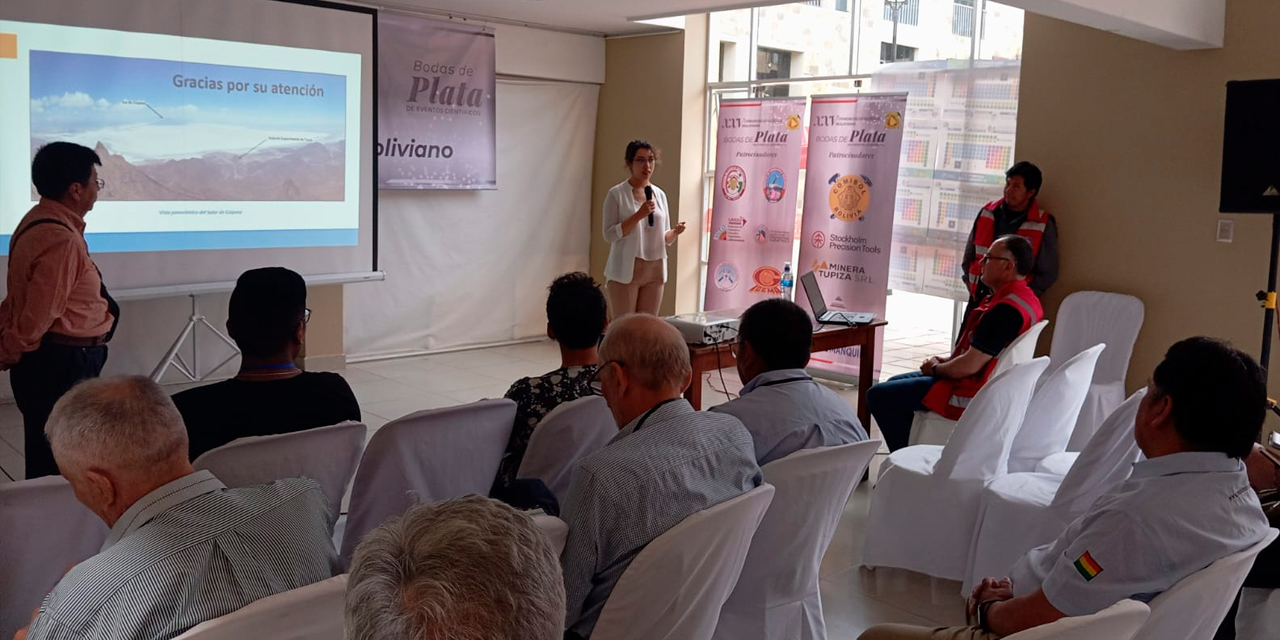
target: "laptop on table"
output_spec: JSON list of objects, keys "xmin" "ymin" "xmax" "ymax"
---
[{"xmin": 800, "ymin": 271, "xmax": 875, "ymax": 327}]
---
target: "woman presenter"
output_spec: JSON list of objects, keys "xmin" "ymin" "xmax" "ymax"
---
[{"xmin": 601, "ymin": 140, "xmax": 686, "ymax": 317}]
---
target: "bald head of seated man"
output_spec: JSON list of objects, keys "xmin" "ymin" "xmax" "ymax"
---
[
  {"xmin": 18, "ymin": 375, "xmax": 338, "ymax": 640},
  {"xmin": 858, "ymin": 337, "xmax": 1272, "ymax": 640},
  {"xmin": 559, "ymin": 314, "xmax": 761, "ymax": 639}
]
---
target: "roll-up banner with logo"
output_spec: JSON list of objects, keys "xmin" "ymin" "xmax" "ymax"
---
[
  {"xmin": 704, "ymin": 96, "xmax": 807, "ymax": 310},
  {"xmin": 378, "ymin": 12, "xmax": 496, "ymax": 189},
  {"xmin": 797, "ymin": 93, "xmax": 907, "ymax": 377}
]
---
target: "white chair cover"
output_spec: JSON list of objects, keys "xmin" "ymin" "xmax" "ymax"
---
[
  {"xmin": 339, "ymin": 399, "xmax": 515, "ymax": 567},
  {"xmin": 1132, "ymin": 529, "xmax": 1278, "ymax": 640},
  {"xmin": 1007, "ymin": 345, "xmax": 1103, "ymax": 473},
  {"xmin": 516, "ymin": 396, "xmax": 616, "ymax": 503},
  {"xmin": 1235, "ymin": 586, "xmax": 1280, "ymax": 639},
  {"xmin": 714, "ymin": 440, "xmax": 882, "ymax": 640},
  {"xmin": 1034, "ymin": 389, "xmax": 1147, "ymax": 482},
  {"xmin": 171, "ymin": 574, "xmax": 347, "ymax": 640},
  {"xmin": 532, "ymin": 514, "xmax": 569, "ymax": 556},
  {"xmin": 0, "ymin": 476, "xmax": 110, "ymax": 640},
  {"xmin": 864, "ymin": 358, "xmax": 1049, "ymax": 581},
  {"xmin": 1002, "ymin": 599, "xmax": 1149, "ymax": 640},
  {"xmin": 963, "ymin": 390, "xmax": 1146, "ymax": 591},
  {"xmin": 907, "ymin": 320, "xmax": 1049, "ymax": 447},
  {"xmin": 592, "ymin": 484, "xmax": 776, "ymax": 640},
  {"xmin": 1048, "ymin": 292, "xmax": 1144, "ymax": 451},
  {"xmin": 192, "ymin": 421, "xmax": 366, "ymax": 532}
]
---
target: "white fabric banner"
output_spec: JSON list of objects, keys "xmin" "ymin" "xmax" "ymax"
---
[
  {"xmin": 345, "ymin": 79, "xmax": 598, "ymax": 357},
  {"xmin": 378, "ymin": 12, "xmax": 496, "ymax": 189}
]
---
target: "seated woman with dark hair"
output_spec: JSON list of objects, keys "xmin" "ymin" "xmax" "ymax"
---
[
  {"xmin": 490, "ymin": 272, "xmax": 607, "ymax": 506},
  {"xmin": 172, "ymin": 267, "xmax": 361, "ymax": 460}
]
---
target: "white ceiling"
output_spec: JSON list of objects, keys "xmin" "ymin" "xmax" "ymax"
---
[{"xmin": 380, "ymin": 0, "xmax": 792, "ymax": 37}]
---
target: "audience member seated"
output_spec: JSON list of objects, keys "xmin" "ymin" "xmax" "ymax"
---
[
  {"xmin": 491, "ymin": 272, "xmax": 606, "ymax": 505},
  {"xmin": 867, "ymin": 235, "xmax": 1044, "ymax": 451},
  {"xmin": 17, "ymin": 376, "xmax": 339, "ymax": 640},
  {"xmin": 1213, "ymin": 441, "xmax": 1280, "ymax": 639},
  {"xmin": 859, "ymin": 337, "xmax": 1272, "ymax": 640},
  {"xmin": 560, "ymin": 314, "xmax": 762, "ymax": 639},
  {"xmin": 172, "ymin": 267, "xmax": 360, "ymax": 460},
  {"xmin": 710, "ymin": 298, "xmax": 867, "ymax": 464},
  {"xmin": 344, "ymin": 495, "xmax": 564, "ymax": 640}
]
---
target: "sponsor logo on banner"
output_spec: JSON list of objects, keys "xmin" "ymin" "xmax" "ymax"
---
[
  {"xmin": 786, "ymin": 114, "xmax": 802, "ymax": 130},
  {"xmin": 714, "ymin": 225, "xmax": 729, "ymax": 241},
  {"xmin": 754, "ymin": 225, "xmax": 769, "ymax": 244},
  {"xmin": 885, "ymin": 111, "xmax": 903, "ymax": 129},
  {"xmin": 811, "ymin": 231, "xmax": 827, "ymax": 249},
  {"xmin": 828, "ymin": 173, "xmax": 872, "ymax": 222},
  {"xmin": 722, "ymin": 165, "xmax": 746, "ymax": 201},
  {"xmin": 750, "ymin": 266, "xmax": 783, "ymax": 295},
  {"xmin": 764, "ymin": 168, "xmax": 786, "ymax": 203},
  {"xmin": 714, "ymin": 262, "xmax": 739, "ymax": 291},
  {"xmin": 812, "ymin": 259, "xmax": 869, "ymax": 282}
]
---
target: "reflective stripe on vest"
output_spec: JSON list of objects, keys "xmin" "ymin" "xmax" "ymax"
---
[{"xmin": 966, "ymin": 200, "xmax": 1049, "ymax": 297}]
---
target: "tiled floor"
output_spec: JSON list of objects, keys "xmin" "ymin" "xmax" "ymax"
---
[{"xmin": 0, "ymin": 337, "xmax": 968, "ymax": 637}]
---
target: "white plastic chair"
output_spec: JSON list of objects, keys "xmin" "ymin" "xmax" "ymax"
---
[
  {"xmin": 192, "ymin": 421, "xmax": 367, "ymax": 532},
  {"xmin": 908, "ymin": 319, "xmax": 1049, "ymax": 447},
  {"xmin": 1132, "ymin": 529, "xmax": 1278, "ymax": 640},
  {"xmin": 1007, "ymin": 345, "xmax": 1103, "ymax": 473},
  {"xmin": 591, "ymin": 484, "xmax": 776, "ymax": 640},
  {"xmin": 714, "ymin": 440, "xmax": 881, "ymax": 640},
  {"xmin": 339, "ymin": 399, "xmax": 515, "ymax": 568},
  {"xmin": 1002, "ymin": 599, "xmax": 1149, "ymax": 640},
  {"xmin": 171, "ymin": 574, "xmax": 347, "ymax": 640},
  {"xmin": 532, "ymin": 514, "xmax": 569, "ymax": 556},
  {"xmin": 964, "ymin": 390, "xmax": 1147, "ymax": 591},
  {"xmin": 0, "ymin": 476, "xmax": 110, "ymax": 640},
  {"xmin": 516, "ymin": 396, "xmax": 616, "ymax": 503},
  {"xmin": 1235, "ymin": 586, "xmax": 1280, "ymax": 639},
  {"xmin": 863, "ymin": 357, "xmax": 1049, "ymax": 581},
  {"xmin": 1048, "ymin": 292, "xmax": 1144, "ymax": 451}
]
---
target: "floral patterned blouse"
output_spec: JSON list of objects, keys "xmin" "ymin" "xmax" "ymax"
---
[{"xmin": 491, "ymin": 365, "xmax": 599, "ymax": 499}]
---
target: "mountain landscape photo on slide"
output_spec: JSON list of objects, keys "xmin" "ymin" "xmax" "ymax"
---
[{"xmin": 29, "ymin": 50, "xmax": 347, "ymax": 201}]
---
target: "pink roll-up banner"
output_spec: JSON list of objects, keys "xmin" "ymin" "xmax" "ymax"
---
[
  {"xmin": 797, "ymin": 93, "xmax": 907, "ymax": 377},
  {"xmin": 704, "ymin": 97, "xmax": 807, "ymax": 310}
]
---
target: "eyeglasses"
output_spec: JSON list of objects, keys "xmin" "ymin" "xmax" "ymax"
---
[
  {"xmin": 92, "ymin": 178, "xmax": 105, "ymax": 190},
  {"xmin": 729, "ymin": 341, "xmax": 741, "ymax": 359},
  {"xmin": 589, "ymin": 361, "xmax": 624, "ymax": 395},
  {"xmin": 633, "ymin": 157, "xmax": 657, "ymax": 165},
  {"xmin": 303, "ymin": 308, "xmax": 312, "ymax": 324},
  {"xmin": 980, "ymin": 255, "xmax": 1012, "ymax": 265}
]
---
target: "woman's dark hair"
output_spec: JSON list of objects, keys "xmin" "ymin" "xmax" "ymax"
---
[
  {"xmin": 738, "ymin": 298, "xmax": 812, "ymax": 370},
  {"xmin": 624, "ymin": 140, "xmax": 658, "ymax": 165},
  {"xmin": 32, "ymin": 142, "xmax": 101, "ymax": 200},
  {"xmin": 547, "ymin": 272, "xmax": 607, "ymax": 350},
  {"xmin": 1151, "ymin": 337, "xmax": 1266, "ymax": 459},
  {"xmin": 995, "ymin": 235, "xmax": 1035, "ymax": 277}
]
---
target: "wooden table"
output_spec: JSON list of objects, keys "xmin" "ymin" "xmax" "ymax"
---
[{"xmin": 685, "ymin": 320, "xmax": 889, "ymax": 426}]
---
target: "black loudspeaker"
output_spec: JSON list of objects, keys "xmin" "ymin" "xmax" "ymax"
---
[{"xmin": 1221, "ymin": 79, "xmax": 1280, "ymax": 213}]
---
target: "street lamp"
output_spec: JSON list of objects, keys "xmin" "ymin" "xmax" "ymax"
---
[{"xmin": 885, "ymin": 0, "xmax": 908, "ymax": 64}]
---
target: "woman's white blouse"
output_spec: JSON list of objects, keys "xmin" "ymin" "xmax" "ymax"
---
[{"xmin": 602, "ymin": 181, "xmax": 670, "ymax": 284}]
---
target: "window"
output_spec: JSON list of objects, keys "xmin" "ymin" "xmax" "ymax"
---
[
  {"xmin": 882, "ymin": 0, "xmax": 919, "ymax": 27},
  {"xmin": 836, "ymin": 0, "xmax": 849, "ymax": 11},
  {"xmin": 953, "ymin": 0, "xmax": 976, "ymax": 37},
  {"xmin": 880, "ymin": 42, "xmax": 917, "ymax": 64},
  {"xmin": 755, "ymin": 47, "xmax": 792, "ymax": 97}
]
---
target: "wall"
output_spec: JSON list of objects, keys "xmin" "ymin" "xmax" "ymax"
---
[
  {"xmin": 1016, "ymin": 0, "xmax": 1280, "ymax": 441},
  {"xmin": 590, "ymin": 25, "xmax": 706, "ymax": 317}
]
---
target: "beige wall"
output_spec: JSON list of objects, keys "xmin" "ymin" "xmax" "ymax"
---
[
  {"xmin": 301, "ymin": 284, "xmax": 344, "ymax": 371},
  {"xmin": 590, "ymin": 24, "xmax": 707, "ymax": 317},
  {"xmin": 1017, "ymin": 0, "xmax": 1280, "ymax": 439}
]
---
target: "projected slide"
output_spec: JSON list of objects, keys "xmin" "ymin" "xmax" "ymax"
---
[{"xmin": 0, "ymin": 20, "xmax": 363, "ymax": 253}]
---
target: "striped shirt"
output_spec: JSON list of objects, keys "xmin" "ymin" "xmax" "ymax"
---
[
  {"xmin": 560, "ymin": 399, "xmax": 762, "ymax": 638},
  {"xmin": 25, "ymin": 471, "xmax": 339, "ymax": 640}
]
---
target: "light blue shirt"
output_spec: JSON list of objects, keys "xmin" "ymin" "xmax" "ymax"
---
[
  {"xmin": 1010, "ymin": 451, "xmax": 1270, "ymax": 616},
  {"xmin": 710, "ymin": 369, "xmax": 868, "ymax": 465}
]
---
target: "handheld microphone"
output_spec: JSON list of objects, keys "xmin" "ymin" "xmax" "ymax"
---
[{"xmin": 645, "ymin": 186, "xmax": 655, "ymax": 226}]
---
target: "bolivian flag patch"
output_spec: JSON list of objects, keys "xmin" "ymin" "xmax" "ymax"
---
[{"xmin": 1074, "ymin": 551, "xmax": 1103, "ymax": 581}]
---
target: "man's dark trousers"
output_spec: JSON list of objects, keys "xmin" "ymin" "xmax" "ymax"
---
[{"xmin": 11, "ymin": 341, "xmax": 107, "ymax": 479}]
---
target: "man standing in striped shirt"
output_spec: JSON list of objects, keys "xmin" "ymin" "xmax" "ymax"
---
[{"xmin": 16, "ymin": 376, "xmax": 339, "ymax": 640}]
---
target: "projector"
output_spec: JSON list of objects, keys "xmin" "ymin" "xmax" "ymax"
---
[{"xmin": 665, "ymin": 308, "xmax": 744, "ymax": 345}]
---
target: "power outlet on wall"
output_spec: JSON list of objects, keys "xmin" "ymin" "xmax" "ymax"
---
[{"xmin": 1217, "ymin": 219, "xmax": 1234, "ymax": 243}]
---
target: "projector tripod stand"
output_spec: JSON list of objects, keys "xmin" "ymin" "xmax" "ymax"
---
[{"xmin": 149, "ymin": 293, "xmax": 241, "ymax": 382}]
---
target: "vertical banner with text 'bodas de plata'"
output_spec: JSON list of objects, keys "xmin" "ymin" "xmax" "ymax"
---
[
  {"xmin": 798, "ymin": 93, "xmax": 907, "ymax": 377},
  {"xmin": 378, "ymin": 13, "xmax": 495, "ymax": 189},
  {"xmin": 705, "ymin": 97, "xmax": 806, "ymax": 311}
]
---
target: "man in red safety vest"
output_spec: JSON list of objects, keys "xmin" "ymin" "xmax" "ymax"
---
[
  {"xmin": 961, "ymin": 162, "xmax": 1058, "ymax": 313},
  {"xmin": 867, "ymin": 235, "xmax": 1044, "ymax": 451}
]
